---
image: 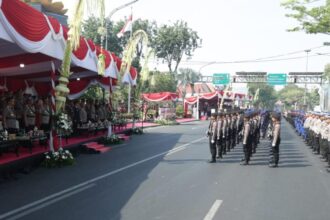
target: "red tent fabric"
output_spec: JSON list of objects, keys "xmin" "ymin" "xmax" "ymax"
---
[
  {"xmin": 184, "ymin": 91, "xmax": 253, "ymax": 104},
  {"xmin": 185, "ymin": 97, "xmax": 198, "ymax": 105},
  {"xmin": 0, "ymin": 0, "xmax": 138, "ymax": 86},
  {"xmin": 142, "ymin": 92, "xmax": 178, "ymax": 102}
]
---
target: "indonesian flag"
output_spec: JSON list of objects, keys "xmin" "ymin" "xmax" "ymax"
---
[{"xmin": 117, "ymin": 15, "xmax": 133, "ymax": 38}]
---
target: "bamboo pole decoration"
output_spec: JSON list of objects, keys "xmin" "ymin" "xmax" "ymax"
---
[
  {"xmin": 55, "ymin": 0, "xmax": 106, "ymax": 114},
  {"xmin": 120, "ymin": 30, "xmax": 149, "ymax": 77}
]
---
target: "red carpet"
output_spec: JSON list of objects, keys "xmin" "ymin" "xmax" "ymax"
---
[
  {"xmin": 83, "ymin": 142, "xmax": 111, "ymax": 154},
  {"xmin": 176, "ymin": 118, "xmax": 197, "ymax": 123},
  {"xmin": 0, "ymin": 119, "xmax": 195, "ymax": 166}
]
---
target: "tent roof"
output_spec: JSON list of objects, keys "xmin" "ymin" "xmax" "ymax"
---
[
  {"xmin": 184, "ymin": 91, "xmax": 253, "ymax": 104},
  {"xmin": 0, "ymin": 0, "xmax": 138, "ymax": 84},
  {"xmin": 142, "ymin": 92, "xmax": 178, "ymax": 102}
]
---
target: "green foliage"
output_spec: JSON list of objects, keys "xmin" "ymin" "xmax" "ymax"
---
[
  {"xmin": 176, "ymin": 104, "xmax": 184, "ymax": 117},
  {"xmin": 277, "ymin": 84, "xmax": 304, "ymax": 108},
  {"xmin": 324, "ymin": 63, "xmax": 330, "ymax": 82},
  {"xmin": 306, "ymin": 88, "xmax": 320, "ymax": 110},
  {"xmin": 98, "ymin": 134, "xmax": 122, "ymax": 145},
  {"xmin": 149, "ymin": 71, "xmax": 177, "ymax": 93},
  {"xmin": 154, "ymin": 119, "xmax": 179, "ymax": 126},
  {"xmin": 281, "ymin": 0, "xmax": 330, "ymax": 34},
  {"xmin": 276, "ymin": 84, "xmax": 319, "ymax": 110},
  {"xmin": 41, "ymin": 148, "xmax": 75, "ymax": 168},
  {"xmin": 81, "ymin": 84, "xmax": 104, "ymax": 100},
  {"xmin": 132, "ymin": 127, "xmax": 143, "ymax": 135},
  {"xmin": 153, "ymin": 20, "xmax": 201, "ymax": 73},
  {"xmin": 176, "ymin": 68, "xmax": 201, "ymax": 101},
  {"xmin": 247, "ymin": 83, "xmax": 277, "ymax": 109},
  {"xmin": 82, "ymin": 16, "xmax": 123, "ymax": 55}
]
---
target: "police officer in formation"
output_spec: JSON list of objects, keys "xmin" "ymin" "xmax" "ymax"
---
[
  {"xmin": 287, "ymin": 111, "xmax": 330, "ymax": 172},
  {"xmin": 207, "ymin": 109, "xmax": 281, "ymax": 167},
  {"xmin": 206, "ymin": 113, "xmax": 218, "ymax": 163},
  {"xmin": 269, "ymin": 112, "xmax": 281, "ymax": 167}
]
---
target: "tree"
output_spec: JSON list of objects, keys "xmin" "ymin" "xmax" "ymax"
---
[
  {"xmin": 247, "ymin": 83, "xmax": 277, "ymax": 109},
  {"xmin": 153, "ymin": 21, "xmax": 201, "ymax": 73},
  {"xmin": 277, "ymin": 84, "xmax": 304, "ymax": 109},
  {"xmin": 149, "ymin": 71, "xmax": 177, "ymax": 93},
  {"xmin": 306, "ymin": 88, "xmax": 320, "ymax": 110},
  {"xmin": 281, "ymin": 0, "xmax": 330, "ymax": 34},
  {"xmin": 82, "ymin": 16, "xmax": 124, "ymax": 55},
  {"xmin": 277, "ymin": 84, "xmax": 319, "ymax": 110},
  {"xmin": 176, "ymin": 68, "xmax": 201, "ymax": 103},
  {"xmin": 324, "ymin": 63, "xmax": 330, "ymax": 82}
]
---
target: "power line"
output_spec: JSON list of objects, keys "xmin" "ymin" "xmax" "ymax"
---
[{"xmin": 176, "ymin": 46, "xmax": 329, "ymax": 65}]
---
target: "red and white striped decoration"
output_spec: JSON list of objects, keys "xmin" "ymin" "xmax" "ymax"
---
[{"xmin": 49, "ymin": 61, "xmax": 57, "ymax": 152}]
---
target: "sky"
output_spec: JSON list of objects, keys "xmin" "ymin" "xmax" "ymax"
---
[{"xmin": 60, "ymin": 0, "xmax": 330, "ymax": 91}]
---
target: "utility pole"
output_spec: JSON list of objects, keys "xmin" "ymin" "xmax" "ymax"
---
[{"xmin": 304, "ymin": 49, "xmax": 311, "ymax": 107}]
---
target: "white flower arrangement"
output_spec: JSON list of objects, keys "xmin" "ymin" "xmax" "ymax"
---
[
  {"xmin": 42, "ymin": 148, "xmax": 75, "ymax": 168},
  {"xmin": 56, "ymin": 113, "xmax": 73, "ymax": 135}
]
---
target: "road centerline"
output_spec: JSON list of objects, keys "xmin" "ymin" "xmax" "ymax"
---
[{"xmin": 203, "ymin": 200, "xmax": 223, "ymax": 220}]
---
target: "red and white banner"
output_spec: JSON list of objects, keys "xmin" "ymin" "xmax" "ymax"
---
[{"xmin": 142, "ymin": 92, "xmax": 178, "ymax": 102}]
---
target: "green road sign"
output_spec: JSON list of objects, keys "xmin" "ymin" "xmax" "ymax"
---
[
  {"xmin": 213, "ymin": 73, "xmax": 230, "ymax": 85},
  {"xmin": 267, "ymin": 73, "xmax": 287, "ymax": 85}
]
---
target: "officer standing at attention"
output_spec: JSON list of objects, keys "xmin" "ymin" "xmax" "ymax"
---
[
  {"xmin": 216, "ymin": 112, "xmax": 224, "ymax": 159},
  {"xmin": 225, "ymin": 112, "xmax": 232, "ymax": 153},
  {"xmin": 326, "ymin": 119, "xmax": 330, "ymax": 172},
  {"xmin": 269, "ymin": 112, "xmax": 281, "ymax": 168},
  {"xmin": 231, "ymin": 112, "xmax": 237, "ymax": 149},
  {"xmin": 241, "ymin": 112, "xmax": 251, "ymax": 165},
  {"xmin": 206, "ymin": 113, "xmax": 218, "ymax": 163},
  {"xmin": 222, "ymin": 113, "xmax": 228, "ymax": 156}
]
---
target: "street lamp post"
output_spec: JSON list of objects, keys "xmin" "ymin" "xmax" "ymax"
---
[
  {"xmin": 303, "ymin": 49, "xmax": 311, "ymax": 107},
  {"xmin": 105, "ymin": 0, "xmax": 139, "ymax": 51},
  {"xmin": 197, "ymin": 61, "xmax": 216, "ymax": 119},
  {"xmin": 102, "ymin": 0, "xmax": 139, "ymax": 116}
]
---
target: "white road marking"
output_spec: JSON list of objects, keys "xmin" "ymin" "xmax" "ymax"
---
[
  {"xmin": 0, "ymin": 137, "xmax": 205, "ymax": 219},
  {"xmin": 165, "ymin": 147, "xmax": 187, "ymax": 156},
  {"xmin": 0, "ymin": 184, "xmax": 95, "ymax": 220},
  {"xmin": 203, "ymin": 200, "xmax": 223, "ymax": 220}
]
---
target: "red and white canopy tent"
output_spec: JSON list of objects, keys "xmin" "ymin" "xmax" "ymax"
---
[
  {"xmin": 0, "ymin": 0, "xmax": 138, "ymax": 99},
  {"xmin": 142, "ymin": 92, "xmax": 178, "ymax": 102},
  {"xmin": 184, "ymin": 91, "xmax": 253, "ymax": 117},
  {"xmin": 184, "ymin": 91, "xmax": 253, "ymax": 105}
]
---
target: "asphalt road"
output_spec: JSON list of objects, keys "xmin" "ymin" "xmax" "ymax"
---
[{"xmin": 0, "ymin": 120, "xmax": 330, "ymax": 220}]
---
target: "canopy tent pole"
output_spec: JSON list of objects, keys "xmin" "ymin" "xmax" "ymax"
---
[
  {"xmin": 49, "ymin": 61, "xmax": 57, "ymax": 152},
  {"xmin": 196, "ymin": 95, "xmax": 200, "ymax": 120}
]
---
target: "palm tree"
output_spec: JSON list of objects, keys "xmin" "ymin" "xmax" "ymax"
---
[{"xmin": 176, "ymin": 68, "xmax": 201, "ymax": 104}]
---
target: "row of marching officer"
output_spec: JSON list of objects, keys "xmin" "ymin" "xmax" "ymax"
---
[
  {"xmin": 207, "ymin": 109, "xmax": 282, "ymax": 167},
  {"xmin": 241, "ymin": 110, "xmax": 281, "ymax": 167},
  {"xmin": 303, "ymin": 112, "xmax": 330, "ymax": 172},
  {"xmin": 207, "ymin": 111, "xmax": 244, "ymax": 163}
]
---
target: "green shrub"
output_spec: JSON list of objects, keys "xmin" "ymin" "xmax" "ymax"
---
[{"xmin": 176, "ymin": 105, "xmax": 184, "ymax": 117}]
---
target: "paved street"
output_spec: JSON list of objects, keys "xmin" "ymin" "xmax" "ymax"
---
[{"xmin": 0, "ymin": 120, "xmax": 330, "ymax": 220}]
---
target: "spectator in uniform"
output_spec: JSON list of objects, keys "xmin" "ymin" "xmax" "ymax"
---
[
  {"xmin": 40, "ymin": 98, "xmax": 51, "ymax": 132},
  {"xmin": 3, "ymin": 97, "xmax": 19, "ymax": 134},
  {"xmin": 79, "ymin": 102, "xmax": 88, "ymax": 126},
  {"xmin": 24, "ymin": 98, "xmax": 36, "ymax": 132}
]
